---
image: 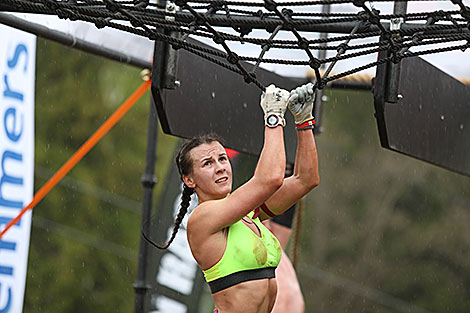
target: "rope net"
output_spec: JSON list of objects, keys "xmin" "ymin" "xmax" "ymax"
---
[{"xmin": 2, "ymin": 0, "xmax": 470, "ymax": 90}]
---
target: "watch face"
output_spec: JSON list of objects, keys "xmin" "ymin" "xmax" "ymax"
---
[{"xmin": 268, "ymin": 114, "xmax": 278, "ymax": 126}]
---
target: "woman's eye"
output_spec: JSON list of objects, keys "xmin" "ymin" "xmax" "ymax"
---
[
  {"xmin": 220, "ymin": 156, "xmax": 227, "ymax": 162},
  {"xmin": 203, "ymin": 161, "xmax": 212, "ymax": 167}
]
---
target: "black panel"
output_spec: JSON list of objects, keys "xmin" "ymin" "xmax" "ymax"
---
[
  {"xmin": 374, "ymin": 56, "xmax": 470, "ymax": 176},
  {"xmin": 152, "ymin": 40, "xmax": 301, "ymax": 163}
]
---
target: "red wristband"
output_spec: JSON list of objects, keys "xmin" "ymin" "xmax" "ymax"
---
[{"xmin": 296, "ymin": 118, "xmax": 315, "ymax": 130}]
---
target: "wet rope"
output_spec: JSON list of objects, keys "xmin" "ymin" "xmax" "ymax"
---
[{"xmin": 2, "ymin": 0, "xmax": 469, "ymax": 90}]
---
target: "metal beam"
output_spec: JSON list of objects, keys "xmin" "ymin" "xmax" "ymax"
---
[
  {"xmin": 0, "ymin": 5, "xmax": 468, "ymax": 35},
  {"xmin": 0, "ymin": 12, "xmax": 152, "ymax": 69}
]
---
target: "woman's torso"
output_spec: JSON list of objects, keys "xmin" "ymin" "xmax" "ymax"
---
[
  {"xmin": 212, "ymin": 277, "xmax": 278, "ymax": 313},
  {"xmin": 189, "ymin": 210, "xmax": 281, "ymax": 313}
]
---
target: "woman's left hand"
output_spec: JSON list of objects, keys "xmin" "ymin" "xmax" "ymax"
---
[{"xmin": 288, "ymin": 82, "xmax": 316, "ymax": 125}]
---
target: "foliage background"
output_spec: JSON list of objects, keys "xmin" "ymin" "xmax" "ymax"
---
[
  {"xmin": 26, "ymin": 38, "xmax": 178, "ymax": 313},
  {"xmin": 297, "ymin": 89, "xmax": 470, "ymax": 313},
  {"xmin": 24, "ymin": 38, "xmax": 469, "ymax": 313}
]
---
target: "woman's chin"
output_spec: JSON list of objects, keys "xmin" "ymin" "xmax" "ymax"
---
[{"xmin": 215, "ymin": 186, "xmax": 232, "ymax": 199}]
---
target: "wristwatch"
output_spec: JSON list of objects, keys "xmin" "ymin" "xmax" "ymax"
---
[{"xmin": 265, "ymin": 113, "xmax": 285, "ymax": 128}]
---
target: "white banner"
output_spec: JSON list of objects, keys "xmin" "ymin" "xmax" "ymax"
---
[{"xmin": 0, "ymin": 24, "xmax": 36, "ymax": 313}]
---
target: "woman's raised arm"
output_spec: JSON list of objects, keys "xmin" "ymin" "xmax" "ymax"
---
[
  {"xmin": 190, "ymin": 84, "xmax": 291, "ymax": 231},
  {"xmin": 263, "ymin": 83, "xmax": 320, "ymax": 216}
]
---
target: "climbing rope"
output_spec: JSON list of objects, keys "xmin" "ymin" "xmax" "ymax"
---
[{"xmin": 1, "ymin": 0, "xmax": 469, "ymax": 90}]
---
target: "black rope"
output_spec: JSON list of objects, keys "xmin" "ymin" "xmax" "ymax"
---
[{"xmin": 2, "ymin": 0, "xmax": 469, "ymax": 91}]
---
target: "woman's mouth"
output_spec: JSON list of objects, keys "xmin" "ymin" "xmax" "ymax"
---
[{"xmin": 215, "ymin": 177, "xmax": 228, "ymax": 184}]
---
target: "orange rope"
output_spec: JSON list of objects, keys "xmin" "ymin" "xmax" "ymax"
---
[{"xmin": 0, "ymin": 80, "xmax": 151, "ymax": 240}]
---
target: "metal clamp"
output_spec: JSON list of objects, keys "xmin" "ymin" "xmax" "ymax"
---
[
  {"xmin": 390, "ymin": 17, "xmax": 404, "ymax": 31},
  {"xmin": 166, "ymin": 2, "xmax": 178, "ymax": 21}
]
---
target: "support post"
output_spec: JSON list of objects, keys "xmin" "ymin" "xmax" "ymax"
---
[
  {"xmin": 134, "ymin": 0, "xmax": 176, "ymax": 311},
  {"xmin": 385, "ymin": 1, "xmax": 408, "ymax": 103},
  {"xmin": 313, "ymin": 3, "xmax": 331, "ymax": 134},
  {"xmin": 133, "ymin": 98, "xmax": 159, "ymax": 313}
]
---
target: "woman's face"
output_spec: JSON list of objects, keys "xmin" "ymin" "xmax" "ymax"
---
[{"xmin": 184, "ymin": 141, "xmax": 233, "ymax": 202}]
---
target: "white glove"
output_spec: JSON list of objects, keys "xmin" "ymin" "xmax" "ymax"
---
[
  {"xmin": 288, "ymin": 82, "xmax": 316, "ymax": 129},
  {"xmin": 260, "ymin": 84, "xmax": 289, "ymax": 116}
]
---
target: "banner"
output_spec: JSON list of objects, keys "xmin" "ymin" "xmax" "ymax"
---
[{"xmin": 0, "ymin": 24, "xmax": 36, "ymax": 313}]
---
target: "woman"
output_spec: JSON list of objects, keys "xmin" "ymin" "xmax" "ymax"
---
[{"xmin": 159, "ymin": 83, "xmax": 319, "ymax": 313}]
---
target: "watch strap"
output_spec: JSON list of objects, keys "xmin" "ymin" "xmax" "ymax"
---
[{"xmin": 265, "ymin": 113, "xmax": 286, "ymax": 128}]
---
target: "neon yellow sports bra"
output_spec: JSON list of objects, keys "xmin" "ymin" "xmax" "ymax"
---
[{"xmin": 202, "ymin": 210, "xmax": 282, "ymax": 293}]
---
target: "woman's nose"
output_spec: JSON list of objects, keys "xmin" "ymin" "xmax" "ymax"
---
[{"xmin": 215, "ymin": 161, "xmax": 225, "ymax": 173}]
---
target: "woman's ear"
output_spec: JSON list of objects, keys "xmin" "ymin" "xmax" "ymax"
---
[{"xmin": 183, "ymin": 175, "xmax": 196, "ymax": 189}]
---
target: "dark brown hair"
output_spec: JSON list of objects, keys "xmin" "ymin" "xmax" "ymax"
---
[
  {"xmin": 154, "ymin": 133, "xmax": 224, "ymax": 249},
  {"xmin": 175, "ymin": 133, "xmax": 225, "ymax": 178}
]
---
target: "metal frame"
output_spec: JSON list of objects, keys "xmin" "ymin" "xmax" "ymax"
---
[
  {"xmin": 1, "ymin": 5, "xmax": 469, "ymax": 35},
  {"xmin": 0, "ymin": 12, "xmax": 152, "ymax": 69}
]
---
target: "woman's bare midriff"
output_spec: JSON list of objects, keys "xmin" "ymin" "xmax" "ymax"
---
[{"xmin": 212, "ymin": 277, "xmax": 278, "ymax": 313}]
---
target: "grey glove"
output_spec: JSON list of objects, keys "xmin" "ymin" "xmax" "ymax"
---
[
  {"xmin": 260, "ymin": 84, "xmax": 290, "ymax": 127},
  {"xmin": 288, "ymin": 82, "xmax": 316, "ymax": 129}
]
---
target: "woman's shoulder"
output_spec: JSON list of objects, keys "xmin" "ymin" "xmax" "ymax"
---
[
  {"xmin": 191, "ymin": 198, "xmax": 222, "ymax": 213},
  {"xmin": 187, "ymin": 199, "xmax": 229, "ymax": 249},
  {"xmin": 188, "ymin": 199, "xmax": 224, "ymax": 226}
]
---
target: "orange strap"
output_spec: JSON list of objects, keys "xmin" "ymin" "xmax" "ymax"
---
[{"xmin": 0, "ymin": 80, "xmax": 151, "ymax": 240}]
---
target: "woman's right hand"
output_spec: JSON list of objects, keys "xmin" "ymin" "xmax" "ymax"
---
[{"xmin": 260, "ymin": 84, "xmax": 290, "ymax": 117}]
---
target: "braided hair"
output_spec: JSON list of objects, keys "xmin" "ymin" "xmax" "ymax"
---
[{"xmin": 153, "ymin": 133, "xmax": 225, "ymax": 250}]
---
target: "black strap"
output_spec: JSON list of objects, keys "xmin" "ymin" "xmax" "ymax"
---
[{"xmin": 208, "ymin": 267, "xmax": 276, "ymax": 293}]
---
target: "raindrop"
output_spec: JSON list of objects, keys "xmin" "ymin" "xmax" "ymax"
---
[
  {"xmin": 440, "ymin": 115, "xmax": 445, "ymax": 121},
  {"xmin": 242, "ymin": 102, "xmax": 247, "ymax": 108},
  {"xmin": 460, "ymin": 124, "xmax": 464, "ymax": 130},
  {"xmin": 211, "ymin": 91, "xmax": 216, "ymax": 99}
]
